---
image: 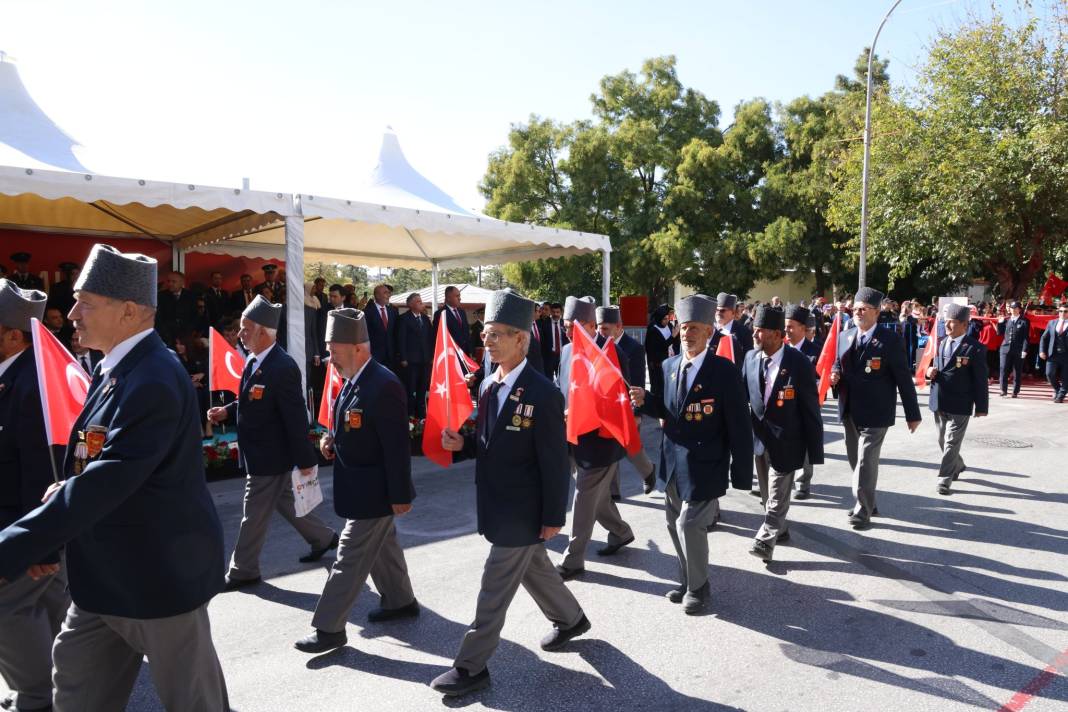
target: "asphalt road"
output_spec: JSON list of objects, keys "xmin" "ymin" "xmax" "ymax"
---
[{"xmin": 6, "ymin": 381, "xmax": 1068, "ymax": 711}]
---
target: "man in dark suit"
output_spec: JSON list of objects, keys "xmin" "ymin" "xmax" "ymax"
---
[
  {"xmin": 1039, "ymin": 304, "xmax": 1068, "ymax": 402},
  {"xmin": 231, "ymin": 273, "xmax": 256, "ymax": 313},
  {"xmin": 432, "ymin": 289, "xmax": 590, "ymax": 698},
  {"xmin": 996, "ymin": 301, "xmax": 1029, "ymax": 398},
  {"xmin": 785, "ymin": 305, "xmax": 821, "ymax": 499},
  {"xmin": 397, "ymin": 293, "xmax": 433, "ymax": 417},
  {"xmin": 69, "ymin": 328, "xmax": 103, "ymax": 373},
  {"xmin": 554, "ymin": 298, "xmax": 636, "ymax": 580},
  {"xmin": 295, "ymin": 309, "xmax": 418, "ymax": 653},
  {"xmin": 742, "ymin": 306, "xmax": 824, "ymax": 562},
  {"xmin": 47, "ymin": 260, "xmax": 79, "ymax": 317},
  {"xmin": 43, "ymin": 305, "xmax": 74, "ymax": 351},
  {"xmin": 432, "ymin": 285, "xmax": 472, "ymax": 357},
  {"xmin": 7, "ymin": 253, "xmax": 43, "ymax": 291},
  {"xmin": 539, "ymin": 302, "xmax": 567, "ymax": 379},
  {"xmin": 155, "ymin": 270, "xmax": 198, "ymax": 344},
  {"xmin": 0, "ymin": 244, "xmax": 229, "ymax": 709},
  {"xmin": 925, "ymin": 304, "xmax": 988, "ymax": 495},
  {"xmin": 597, "ymin": 306, "xmax": 657, "ymax": 498},
  {"xmin": 641, "ymin": 294, "xmax": 752, "ymax": 614},
  {"xmin": 208, "ymin": 296, "xmax": 338, "ymax": 590},
  {"xmin": 253, "ymin": 263, "xmax": 282, "ymax": 297},
  {"xmin": 364, "ymin": 283, "xmax": 399, "ymax": 370},
  {"xmin": 710, "ymin": 292, "xmax": 753, "ymax": 370},
  {"xmin": 830, "ymin": 287, "xmax": 922, "ymax": 530},
  {"xmin": 202, "ymin": 271, "xmax": 230, "ymax": 326},
  {"xmin": 0, "ymin": 280, "xmax": 70, "ymax": 712}
]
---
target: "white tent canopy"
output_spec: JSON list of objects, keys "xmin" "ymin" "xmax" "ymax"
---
[{"xmin": 389, "ymin": 283, "xmax": 497, "ymax": 310}]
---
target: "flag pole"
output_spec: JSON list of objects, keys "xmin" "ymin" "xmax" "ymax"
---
[{"xmin": 443, "ymin": 321, "xmax": 452, "ymax": 432}]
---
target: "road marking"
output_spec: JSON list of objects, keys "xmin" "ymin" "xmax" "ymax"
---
[{"xmin": 997, "ymin": 648, "xmax": 1068, "ymax": 712}]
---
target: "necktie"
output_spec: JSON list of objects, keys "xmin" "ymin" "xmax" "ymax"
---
[
  {"xmin": 553, "ymin": 323, "xmax": 561, "ymax": 354},
  {"xmin": 380, "ymin": 306, "xmax": 389, "ymax": 329},
  {"xmin": 243, "ymin": 357, "xmax": 257, "ymax": 389},
  {"xmin": 677, "ymin": 362, "xmax": 692, "ymax": 415},
  {"xmin": 760, "ymin": 356, "xmax": 771, "ymax": 403},
  {"xmin": 481, "ymin": 381, "xmax": 503, "ymax": 445},
  {"xmin": 1059, "ymin": 321, "xmax": 1065, "ymax": 335}
]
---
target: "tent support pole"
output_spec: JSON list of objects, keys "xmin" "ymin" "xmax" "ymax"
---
[
  {"xmin": 431, "ymin": 261, "xmax": 440, "ymax": 311},
  {"xmin": 284, "ymin": 213, "xmax": 307, "ymax": 396},
  {"xmin": 601, "ymin": 250, "xmax": 610, "ymax": 306}
]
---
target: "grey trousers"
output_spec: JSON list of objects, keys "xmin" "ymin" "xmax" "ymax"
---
[
  {"xmin": 795, "ymin": 455, "xmax": 814, "ymax": 491},
  {"xmin": 664, "ymin": 479, "xmax": 718, "ymax": 592},
  {"xmin": 311, "ymin": 516, "xmax": 416, "ymax": 633},
  {"xmin": 454, "ymin": 543, "xmax": 584, "ymax": 674},
  {"xmin": 843, "ymin": 416, "xmax": 888, "ymax": 521},
  {"xmin": 52, "ymin": 602, "xmax": 228, "ymax": 712},
  {"xmin": 0, "ymin": 568, "xmax": 69, "ymax": 710},
  {"xmin": 933, "ymin": 411, "xmax": 970, "ymax": 487},
  {"xmin": 228, "ymin": 473, "xmax": 335, "ymax": 580},
  {"xmin": 562, "ymin": 462, "xmax": 633, "ymax": 569},
  {"xmin": 754, "ymin": 452, "xmax": 795, "ymax": 547},
  {"xmin": 610, "ymin": 448, "xmax": 655, "ymax": 498}
]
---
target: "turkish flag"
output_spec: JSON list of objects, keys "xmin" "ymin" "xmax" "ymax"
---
[
  {"xmin": 30, "ymin": 318, "xmax": 89, "ymax": 445},
  {"xmin": 815, "ymin": 313, "xmax": 840, "ymax": 405},
  {"xmin": 318, "ymin": 362, "xmax": 343, "ymax": 429},
  {"xmin": 914, "ymin": 320, "xmax": 939, "ymax": 389},
  {"xmin": 423, "ymin": 316, "xmax": 474, "ymax": 467},
  {"xmin": 597, "ymin": 338, "xmax": 642, "ymax": 455},
  {"xmin": 1039, "ymin": 273, "xmax": 1068, "ymax": 304},
  {"xmin": 565, "ymin": 325, "xmax": 603, "ymax": 445},
  {"xmin": 208, "ymin": 327, "xmax": 245, "ymax": 395},
  {"xmin": 566, "ymin": 326, "xmax": 639, "ymax": 453},
  {"xmin": 715, "ymin": 331, "xmax": 735, "ymax": 363}
]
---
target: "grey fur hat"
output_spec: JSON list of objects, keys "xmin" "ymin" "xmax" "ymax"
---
[
  {"xmin": 73, "ymin": 244, "xmax": 158, "ymax": 307},
  {"xmin": 675, "ymin": 294, "xmax": 716, "ymax": 325},
  {"xmin": 716, "ymin": 292, "xmax": 737, "ymax": 309},
  {"xmin": 753, "ymin": 305, "xmax": 785, "ymax": 331},
  {"xmin": 325, "ymin": 308, "xmax": 369, "ymax": 344},
  {"xmin": 485, "ymin": 288, "xmax": 535, "ymax": 331},
  {"xmin": 944, "ymin": 303, "xmax": 971, "ymax": 322},
  {"xmin": 563, "ymin": 296, "xmax": 597, "ymax": 324},
  {"xmin": 785, "ymin": 304, "xmax": 810, "ymax": 325},
  {"xmin": 596, "ymin": 306, "xmax": 621, "ymax": 325},
  {"xmin": 0, "ymin": 278, "xmax": 47, "ymax": 331},
  {"xmin": 854, "ymin": 286, "xmax": 885, "ymax": 309},
  {"xmin": 242, "ymin": 294, "xmax": 282, "ymax": 329}
]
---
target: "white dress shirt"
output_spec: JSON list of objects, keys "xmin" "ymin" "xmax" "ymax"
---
[
  {"xmin": 488, "ymin": 359, "xmax": 527, "ymax": 416},
  {"xmin": 678, "ymin": 347, "xmax": 708, "ymax": 394},
  {"xmin": 99, "ymin": 328, "xmax": 155, "ymax": 377}
]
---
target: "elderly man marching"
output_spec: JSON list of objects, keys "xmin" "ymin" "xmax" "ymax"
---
[
  {"xmin": 830, "ymin": 287, "xmax": 922, "ymax": 530},
  {"xmin": 208, "ymin": 296, "xmax": 339, "ymax": 590},
  {"xmin": 0, "ymin": 244, "xmax": 229, "ymax": 710},
  {"xmin": 641, "ymin": 294, "xmax": 752, "ymax": 614},
  {"xmin": 741, "ymin": 306, "xmax": 824, "ymax": 562},
  {"xmin": 432, "ymin": 289, "xmax": 590, "ymax": 698},
  {"xmin": 926, "ymin": 304, "xmax": 988, "ymax": 495},
  {"xmin": 294, "ymin": 308, "xmax": 419, "ymax": 653},
  {"xmin": 0, "ymin": 280, "xmax": 70, "ymax": 712},
  {"xmin": 555, "ymin": 297, "xmax": 637, "ymax": 580},
  {"xmin": 784, "ymin": 304, "xmax": 822, "ymax": 499}
]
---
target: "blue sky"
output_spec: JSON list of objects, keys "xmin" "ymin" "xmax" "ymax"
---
[{"xmin": 2, "ymin": 0, "xmax": 1037, "ymax": 209}]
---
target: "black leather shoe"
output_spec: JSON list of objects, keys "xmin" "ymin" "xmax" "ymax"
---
[
  {"xmin": 299, "ymin": 532, "xmax": 340, "ymax": 563},
  {"xmin": 294, "ymin": 629, "xmax": 347, "ymax": 653},
  {"xmin": 368, "ymin": 600, "xmax": 420, "ymax": 623},
  {"xmin": 1011, "ymin": 393, "xmax": 1018, "ymax": 398},
  {"xmin": 937, "ymin": 484, "xmax": 951, "ymax": 495},
  {"xmin": 610, "ymin": 494, "xmax": 622, "ymax": 502},
  {"xmin": 749, "ymin": 489, "xmax": 761, "ymax": 498},
  {"xmin": 794, "ymin": 489, "xmax": 810, "ymax": 500},
  {"xmin": 596, "ymin": 535, "xmax": 634, "ymax": 556},
  {"xmin": 749, "ymin": 540, "xmax": 773, "ymax": 562},
  {"xmin": 999, "ymin": 392, "xmax": 1008, "ymax": 397},
  {"xmin": 665, "ymin": 585, "xmax": 686, "ymax": 603},
  {"xmin": 848, "ymin": 514, "xmax": 870, "ymax": 530},
  {"xmin": 643, "ymin": 467, "xmax": 657, "ymax": 494},
  {"xmin": 430, "ymin": 667, "xmax": 490, "ymax": 697},
  {"xmin": 776, "ymin": 530, "xmax": 790, "ymax": 543},
  {"xmin": 555, "ymin": 564, "xmax": 584, "ymax": 580},
  {"xmin": 683, "ymin": 582, "xmax": 710, "ymax": 615},
  {"xmin": 705, "ymin": 510, "xmax": 721, "ymax": 532},
  {"xmin": 223, "ymin": 575, "xmax": 261, "ymax": 592},
  {"xmin": 540, "ymin": 614, "xmax": 591, "ymax": 651}
]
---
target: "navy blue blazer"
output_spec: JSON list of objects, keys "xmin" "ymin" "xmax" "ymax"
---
[
  {"xmin": 929, "ymin": 336, "xmax": 989, "ymax": 416},
  {"xmin": 224, "ymin": 344, "xmax": 317, "ymax": 476},
  {"xmin": 364, "ymin": 301, "xmax": 399, "ymax": 365},
  {"xmin": 615, "ymin": 333, "xmax": 647, "ymax": 389},
  {"xmin": 558, "ymin": 342, "xmax": 624, "ymax": 469},
  {"xmin": 455, "ymin": 364, "xmax": 570, "ymax": 547},
  {"xmin": 743, "ymin": 346, "xmax": 825, "ymax": 473},
  {"xmin": 0, "ymin": 332, "xmax": 224, "ymax": 619},
  {"xmin": 791, "ymin": 338, "xmax": 821, "ymax": 368},
  {"xmin": 396, "ymin": 311, "xmax": 433, "ymax": 364},
  {"xmin": 433, "ymin": 305, "xmax": 471, "ymax": 356},
  {"xmin": 832, "ymin": 327, "xmax": 922, "ymax": 428},
  {"xmin": 710, "ymin": 320, "xmax": 753, "ymax": 370},
  {"xmin": 330, "ymin": 360, "xmax": 415, "ymax": 520},
  {"xmin": 1039, "ymin": 320, "xmax": 1068, "ymax": 364},
  {"xmin": 642, "ymin": 350, "xmax": 753, "ymax": 502},
  {"xmin": 996, "ymin": 317, "xmax": 1030, "ymax": 354}
]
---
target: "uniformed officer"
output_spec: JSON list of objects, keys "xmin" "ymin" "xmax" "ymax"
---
[
  {"xmin": 0, "ymin": 280, "xmax": 70, "ymax": 712},
  {"xmin": 432, "ymin": 288, "xmax": 590, "ymax": 698},
  {"xmin": 641, "ymin": 294, "xmax": 752, "ymax": 614},
  {"xmin": 597, "ymin": 306, "xmax": 658, "ymax": 499},
  {"xmin": 996, "ymin": 301, "xmax": 1030, "ymax": 398},
  {"xmin": 7, "ymin": 254, "xmax": 43, "ymax": 291},
  {"xmin": 208, "ymin": 295, "xmax": 338, "ymax": 590},
  {"xmin": 555, "ymin": 298, "xmax": 636, "ymax": 580},
  {"xmin": 785, "ymin": 304, "xmax": 821, "ymax": 499},
  {"xmin": 830, "ymin": 287, "xmax": 922, "ymax": 530},
  {"xmin": 1039, "ymin": 305, "xmax": 1068, "ymax": 402},
  {"xmin": 295, "ymin": 308, "xmax": 418, "ymax": 653},
  {"xmin": 710, "ymin": 292, "xmax": 753, "ymax": 369},
  {"xmin": 47, "ymin": 261, "xmax": 79, "ymax": 318},
  {"xmin": 926, "ymin": 304, "xmax": 988, "ymax": 495},
  {"xmin": 742, "ymin": 306, "xmax": 824, "ymax": 562},
  {"xmin": 0, "ymin": 244, "xmax": 228, "ymax": 710}
]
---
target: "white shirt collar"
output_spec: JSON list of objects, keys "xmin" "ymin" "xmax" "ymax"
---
[
  {"xmin": 249, "ymin": 341, "xmax": 276, "ymax": 364},
  {"xmin": 99, "ymin": 328, "xmax": 155, "ymax": 376},
  {"xmin": 788, "ymin": 337, "xmax": 806, "ymax": 349},
  {"xmin": 857, "ymin": 323, "xmax": 878, "ymax": 342},
  {"xmin": 490, "ymin": 358, "xmax": 526, "ymax": 414},
  {"xmin": 0, "ymin": 350, "xmax": 22, "ymax": 379},
  {"xmin": 719, "ymin": 320, "xmax": 734, "ymax": 334}
]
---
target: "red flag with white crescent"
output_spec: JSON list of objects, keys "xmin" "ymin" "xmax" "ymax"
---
[
  {"xmin": 815, "ymin": 313, "xmax": 840, "ymax": 405},
  {"xmin": 565, "ymin": 325, "xmax": 603, "ymax": 445},
  {"xmin": 423, "ymin": 316, "xmax": 474, "ymax": 467},
  {"xmin": 208, "ymin": 327, "xmax": 245, "ymax": 395},
  {"xmin": 30, "ymin": 318, "xmax": 89, "ymax": 446},
  {"xmin": 318, "ymin": 362, "xmax": 344, "ymax": 429},
  {"xmin": 914, "ymin": 319, "xmax": 939, "ymax": 389}
]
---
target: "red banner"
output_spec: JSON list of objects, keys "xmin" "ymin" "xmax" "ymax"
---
[
  {"xmin": 31, "ymin": 318, "xmax": 89, "ymax": 445},
  {"xmin": 318, "ymin": 363, "xmax": 343, "ymax": 430},
  {"xmin": 208, "ymin": 327, "xmax": 245, "ymax": 395},
  {"xmin": 422, "ymin": 316, "xmax": 474, "ymax": 467}
]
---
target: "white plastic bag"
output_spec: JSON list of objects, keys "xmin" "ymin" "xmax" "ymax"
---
[{"xmin": 292, "ymin": 465, "xmax": 323, "ymax": 517}]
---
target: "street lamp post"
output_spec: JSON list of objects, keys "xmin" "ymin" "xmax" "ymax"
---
[{"xmin": 859, "ymin": 0, "xmax": 903, "ymax": 289}]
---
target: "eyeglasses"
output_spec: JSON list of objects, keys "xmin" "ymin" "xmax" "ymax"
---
[{"xmin": 481, "ymin": 329, "xmax": 518, "ymax": 343}]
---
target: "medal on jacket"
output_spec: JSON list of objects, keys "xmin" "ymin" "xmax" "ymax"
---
[
  {"xmin": 74, "ymin": 432, "xmax": 88, "ymax": 474},
  {"xmin": 870, "ymin": 357, "xmax": 881, "ymax": 372},
  {"xmin": 250, "ymin": 384, "xmax": 265, "ymax": 401},
  {"xmin": 701, "ymin": 398, "xmax": 715, "ymax": 415},
  {"xmin": 783, "ymin": 386, "xmax": 795, "ymax": 401},
  {"xmin": 345, "ymin": 408, "xmax": 362, "ymax": 431}
]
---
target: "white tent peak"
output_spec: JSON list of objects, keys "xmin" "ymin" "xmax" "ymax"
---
[
  {"xmin": 0, "ymin": 57, "xmax": 90, "ymax": 173},
  {"xmin": 359, "ymin": 128, "xmax": 476, "ymax": 217}
]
